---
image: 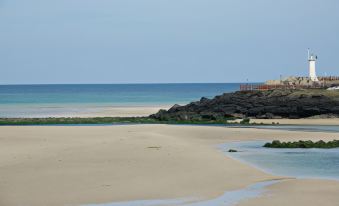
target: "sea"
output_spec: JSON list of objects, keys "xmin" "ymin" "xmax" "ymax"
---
[{"xmin": 0, "ymin": 83, "xmax": 241, "ymax": 118}]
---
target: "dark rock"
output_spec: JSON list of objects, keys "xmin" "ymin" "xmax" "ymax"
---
[
  {"xmin": 200, "ymin": 97, "xmax": 209, "ymax": 103},
  {"xmin": 149, "ymin": 89, "xmax": 339, "ymax": 120},
  {"xmin": 168, "ymin": 104, "xmax": 181, "ymax": 112}
]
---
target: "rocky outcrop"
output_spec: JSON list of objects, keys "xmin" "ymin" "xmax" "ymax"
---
[{"xmin": 150, "ymin": 89, "xmax": 339, "ymax": 120}]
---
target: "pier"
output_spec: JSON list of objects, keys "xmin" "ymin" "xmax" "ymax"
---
[
  {"xmin": 240, "ymin": 76, "xmax": 339, "ymax": 91},
  {"xmin": 239, "ymin": 83, "xmax": 327, "ymax": 91}
]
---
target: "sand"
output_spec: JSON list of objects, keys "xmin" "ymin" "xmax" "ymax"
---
[
  {"xmin": 249, "ymin": 118, "xmax": 339, "ymax": 125},
  {"xmin": 28, "ymin": 105, "xmax": 171, "ymax": 118},
  {"xmin": 75, "ymin": 105, "xmax": 171, "ymax": 117},
  {"xmin": 1, "ymin": 125, "xmax": 339, "ymax": 206}
]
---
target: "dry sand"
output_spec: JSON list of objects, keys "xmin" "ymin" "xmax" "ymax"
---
[{"xmin": 0, "ymin": 125, "xmax": 339, "ymax": 206}]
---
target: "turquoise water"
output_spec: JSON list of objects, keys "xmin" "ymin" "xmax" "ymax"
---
[
  {"xmin": 0, "ymin": 83, "xmax": 241, "ymax": 117},
  {"xmin": 223, "ymin": 141, "xmax": 339, "ymax": 180}
]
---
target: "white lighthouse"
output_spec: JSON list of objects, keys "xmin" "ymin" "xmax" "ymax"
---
[{"xmin": 308, "ymin": 49, "xmax": 319, "ymax": 82}]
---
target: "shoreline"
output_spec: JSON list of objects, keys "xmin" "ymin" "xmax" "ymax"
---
[
  {"xmin": 222, "ymin": 141, "xmax": 339, "ymax": 182},
  {"xmin": 1, "ymin": 103, "xmax": 338, "ymax": 126},
  {"xmin": 0, "ymin": 115, "xmax": 338, "ymax": 126},
  {"xmin": 249, "ymin": 118, "xmax": 339, "ymax": 126},
  {"xmin": 1, "ymin": 125, "xmax": 339, "ymax": 206},
  {"xmin": 0, "ymin": 105, "xmax": 172, "ymax": 118},
  {"xmin": 1, "ymin": 102, "xmax": 338, "ymax": 122}
]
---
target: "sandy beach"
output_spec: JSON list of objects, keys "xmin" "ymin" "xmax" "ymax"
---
[
  {"xmin": 249, "ymin": 118, "xmax": 339, "ymax": 126},
  {"xmin": 74, "ymin": 105, "xmax": 171, "ymax": 118},
  {"xmin": 2, "ymin": 0, "xmax": 339, "ymax": 204},
  {"xmin": 1, "ymin": 124, "xmax": 339, "ymax": 206},
  {"xmin": 6, "ymin": 105, "xmax": 171, "ymax": 118}
]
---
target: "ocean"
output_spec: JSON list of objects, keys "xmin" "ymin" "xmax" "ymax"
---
[{"xmin": 0, "ymin": 83, "xmax": 241, "ymax": 118}]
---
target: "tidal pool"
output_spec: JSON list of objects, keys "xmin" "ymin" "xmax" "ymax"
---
[{"xmin": 222, "ymin": 141, "xmax": 339, "ymax": 180}]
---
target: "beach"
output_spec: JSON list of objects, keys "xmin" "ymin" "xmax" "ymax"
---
[
  {"xmin": 1, "ymin": 124, "xmax": 339, "ymax": 206},
  {"xmin": 2, "ymin": 0, "xmax": 339, "ymax": 205},
  {"xmin": 59, "ymin": 105, "xmax": 171, "ymax": 118},
  {"xmin": 249, "ymin": 118, "xmax": 339, "ymax": 126},
  {"xmin": 0, "ymin": 105, "xmax": 171, "ymax": 118}
]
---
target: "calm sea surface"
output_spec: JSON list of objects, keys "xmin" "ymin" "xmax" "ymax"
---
[
  {"xmin": 0, "ymin": 83, "xmax": 241, "ymax": 117},
  {"xmin": 223, "ymin": 140, "xmax": 339, "ymax": 180}
]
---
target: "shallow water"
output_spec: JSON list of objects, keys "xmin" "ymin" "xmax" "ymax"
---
[
  {"xmin": 83, "ymin": 180, "xmax": 279, "ymax": 206},
  {"xmin": 180, "ymin": 180, "xmax": 279, "ymax": 206},
  {"xmin": 223, "ymin": 141, "xmax": 339, "ymax": 180}
]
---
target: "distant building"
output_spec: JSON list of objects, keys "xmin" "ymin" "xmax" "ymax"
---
[
  {"xmin": 241, "ymin": 50, "xmax": 339, "ymax": 91},
  {"xmin": 308, "ymin": 49, "xmax": 319, "ymax": 82},
  {"xmin": 265, "ymin": 49, "xmax": 339, "ymax": 87}
]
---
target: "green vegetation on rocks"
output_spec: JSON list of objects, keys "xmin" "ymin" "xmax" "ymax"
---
[
  {"xmin": 0, "ymin": 117, "xmax": 158, "ymax": 125},
  {"xmin": 0, "ymin": 117, "xmax": 244, "ymax": 126},
  {"xmin": 263, "ymin": 140, "xmax": 339, "ymax": 149}
]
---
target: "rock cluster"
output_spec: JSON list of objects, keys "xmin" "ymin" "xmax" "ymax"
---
[{"xmin": 150, "ymin": 89, "xmax": 339, "ymax": 120}]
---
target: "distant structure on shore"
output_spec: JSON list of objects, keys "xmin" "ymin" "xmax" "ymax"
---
[
  {"xmin": 240, "ymin": 49, "xmax": 339, "ymax": 91},
  {"xmin": 308, "ymin": 48, "xmax": 319, "ymax": 82}
]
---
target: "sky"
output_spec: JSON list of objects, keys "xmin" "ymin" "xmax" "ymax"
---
[{"xmin": 1, "ymin": 0, "xmax": 339, "ymax": 84}]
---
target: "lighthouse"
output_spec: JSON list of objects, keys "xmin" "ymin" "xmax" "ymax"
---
[{"xmin": 308, "ymin": 49, "xmax": 319, "ymax": 82}]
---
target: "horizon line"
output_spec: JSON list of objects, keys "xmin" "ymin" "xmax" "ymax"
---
[{"xmin": 0, "ymin": 82, "xmax": 262, "ymax": 86}]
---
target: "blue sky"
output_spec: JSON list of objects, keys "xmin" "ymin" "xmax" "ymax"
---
[{"xmin": 1, "ymin": 0, "xmax": 338, "ymax": 84}]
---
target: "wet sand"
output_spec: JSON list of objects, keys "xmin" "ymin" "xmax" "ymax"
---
[
  {"xmin": 74, "ymin": 105, "xmax": 170, "ymax": 117},
  {"xmin": 239, "ymin": 179, "xmax": 339, "ymax": 206}
]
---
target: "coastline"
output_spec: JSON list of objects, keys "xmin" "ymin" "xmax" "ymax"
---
[
  {"xmin": 0, "ymin": 105, "xmax": 171, "ymax": 118},
  {"xmin": 69, "ymin": 105, "xmax": 171, "ymax": 118},
  {"xmin": 1, "ymin": 125, "xmax": 339, "ymax": 206},
  {"xmin": 249, "ymin": 118, "xmax": 339, "ymax": 126},
  {"xmin": 238, "ymin": 179, "xmax": 339, "ymax": 206}
]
